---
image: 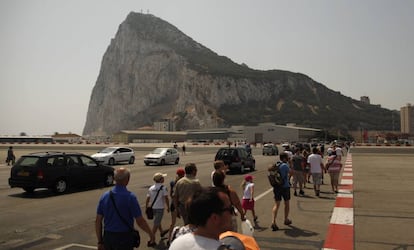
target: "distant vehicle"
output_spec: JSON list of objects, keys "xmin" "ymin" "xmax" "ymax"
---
[
  {"xmin": 262, "ymin": 144, "xmax": 279, "ymax": 155},
  {"xmin": 91, "ymin": 147, "xmax": 135, "ymax": 165},
  {"xmin": 9, "ymin": 152, "xmax": 114, "ymax": 194},
  {"xmin": 144, "ymin": 148, "xmax": 180, "ymax": 166},
  {"xmin": 214, "ymin": 147, "xmax": 255, "ymax": 174}
]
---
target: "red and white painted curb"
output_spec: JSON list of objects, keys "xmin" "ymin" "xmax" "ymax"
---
[{"xmin": 323, "ymin": 154, "xmax": 354, "ymax": 250}]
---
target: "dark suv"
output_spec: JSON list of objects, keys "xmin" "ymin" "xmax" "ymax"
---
[
  {"xmin": 214, "ymin": 147, "xmax": 255, "ymax": 174},
  {"xmin": 9, "ymin": 152, "xmax": 115, "ymax": 194}
]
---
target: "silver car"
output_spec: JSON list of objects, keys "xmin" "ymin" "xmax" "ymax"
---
[
  {"xmin": 91, "ymin": 147, "xmax": 135, "ymax": 165},
  {"xmin": 144, "ymin": 147, "xmax": 180, "ymax": 166}
]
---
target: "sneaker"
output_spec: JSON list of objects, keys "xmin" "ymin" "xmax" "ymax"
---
[
  {"xmin": 284, "ymin": 219, "xmax": 292, "ymax": 225},
  {"xmin": 299, "ymin": 190, "xmax": 304, "ymax": 195},
  {"xmin": 271, "ymin": 223, "xmax": 279, "ymax": 231}
]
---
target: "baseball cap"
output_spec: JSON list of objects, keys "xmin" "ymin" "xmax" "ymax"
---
[
  {"xmin": 176, "ymin": 168, "xmax": 185, "ymax": 176},
  {"xmin": 244, "ymin": 175, "xmax": 253, "ymax": 182},
  {"xmin": 153, "ymin": 172, "xmax": 167, "ymax": 182}
]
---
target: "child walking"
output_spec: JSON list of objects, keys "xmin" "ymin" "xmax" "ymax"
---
[{"xmin": 241, "ymin": 174, "xmax": 258, "ymax": 222}]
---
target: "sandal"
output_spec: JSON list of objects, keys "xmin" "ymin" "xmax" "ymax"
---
[
  {"xmin": 284, "ymin": 219, "xmax": 292, "ymax": 225},
  {"xmin": 271, "ymin": 223, "xmax": 279, "ymax": 231}
]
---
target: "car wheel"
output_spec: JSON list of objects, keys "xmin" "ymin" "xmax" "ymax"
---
[
  {"xmin": 144, "ymin": 162, "xmax": 149, "ymax": 166},
  {"xmin": 104, "ymin": 174, "xmax": 114, "ymax": 186},
  {"xmin": 108, "ymin": 158, "xmax": 115, "ymax": 165},
  {"xmin": 129, "ymin": 156, "xmax": 135, "ymax": 164},
  {"xmin": 250, "ymin": 162, "xmax": 256, "ymax": 171},
  {"xmin": 54, "ymin": 179, "xmax": 68, "ymax": 194},
  {"xmin": 160, "ymin": 159, "xmax": 165, "ymax": 166},
  {"xmin": 175, "ymin": 158, "xmax": 179, "ymax": 164},
  {"xmin": 240, "ymin": 165, "xmax": 245, "ymax": 174},
  {"xmin": 23, "ymin": 187, "xmax": 35, "ymax": 193}
]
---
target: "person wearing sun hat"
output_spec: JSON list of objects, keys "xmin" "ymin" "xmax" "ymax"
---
[
  {"xmin": 145, "ymin": 172, "xmax": 169, "ymax": 246},
  {"xmin": 241, "ymin": 174, "xmax": 257, "ymax": 223}
]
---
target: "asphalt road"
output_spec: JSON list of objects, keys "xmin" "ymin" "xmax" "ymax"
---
[{"xmin": 0, "ymin": 144, "xmax": 413, "ymax": 250}]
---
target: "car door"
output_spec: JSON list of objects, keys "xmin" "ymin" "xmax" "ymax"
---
[
  {"xmin": 66, "ymin": 155, "xmax": 86, "ymax": 187},
  {"xmin": 119, "ymin": 148, "xmax": 131, "ymax": 162},
  {"xmin": 165, "ymin": 149, "xmax": 173, "ymax": 164},
  {"xmin": 113, "ymin": 148, "xmax": 122, "ymax": 163},
  {"xmin": 79, "ymin": 155, "xmax": 102, "ymax": 186}
]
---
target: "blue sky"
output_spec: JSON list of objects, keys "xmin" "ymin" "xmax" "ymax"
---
[{"xmin": 1, "ymin": 0, "xmax": 413, "ymax": 135}]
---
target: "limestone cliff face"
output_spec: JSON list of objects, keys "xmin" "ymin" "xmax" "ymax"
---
[{"xmin": 83, "ymin": 12, "xmax": 396, "ymax": 136}]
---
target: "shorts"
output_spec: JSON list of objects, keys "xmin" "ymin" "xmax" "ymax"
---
[
  {"xmin": 292, "ymin": 170, "xmax": 305, "ymax": 185},
  {"xmin": 153, "ymin": 208, "xmax": 164, "ymax": 226},
  {"xmin": 312, "ymin": 173, "xmax": 323, "ymax": 185},
  {"xmin": 329, "ymin": 172, "xmax": 340, "ymax": 185},
  {"xmin": 273, "ymin": 187, "xmax": 290, "ymax": 201},
  {"xmin": 242, "ymin": 198, "xmax": 255, "ymax": 210}
]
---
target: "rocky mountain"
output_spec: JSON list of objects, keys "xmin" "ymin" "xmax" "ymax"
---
[{"xmin": 83, "ymin": 12, "xmax": 398, "ymax": 136}]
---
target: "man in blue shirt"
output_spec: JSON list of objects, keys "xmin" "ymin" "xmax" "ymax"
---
[
  {"xmin": 270, "ymin": 152, "xmax": 292, "ymax": 231},
  {"xmin": 95, "ymin": 168, "xmax": 155, "ymax": 249}
]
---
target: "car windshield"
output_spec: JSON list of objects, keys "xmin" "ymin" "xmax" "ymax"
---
[
  {"xmin": 152, "ymin": 148, "xmax": 165, "ymax": 154},
  {"xmin": 217, "ymin": 149, "xmax": 235, "ymax": 157},
  {"xmin": 17, "ymin": 156, "xmax": 39, "ymax": 167},
  {"xmin": 99, "ymin": 147, "xmax": 116, "ymax": 153}
]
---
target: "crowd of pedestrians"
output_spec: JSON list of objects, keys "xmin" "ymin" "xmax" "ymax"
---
[{"xmin": 95, "ymin": 142, "xmax": 345, "ymax": 250}]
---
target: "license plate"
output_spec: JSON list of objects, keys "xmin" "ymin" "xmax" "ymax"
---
[{"xmin": 17, "ymin": 171, "xmax": 30, "ymax": 177}]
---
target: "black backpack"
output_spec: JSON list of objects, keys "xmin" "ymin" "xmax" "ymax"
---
[{"xmin": 268, "ymin": 161, "xmax": 284, "ymax": 187}]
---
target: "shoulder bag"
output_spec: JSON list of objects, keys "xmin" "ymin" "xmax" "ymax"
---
[{"xmin": 109, "ymin": 191, "xmax": 140, "ymax": 248}]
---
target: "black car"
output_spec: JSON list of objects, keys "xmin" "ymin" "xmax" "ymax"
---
[
  {"xmin": 9, "ymin": 152, "xmax": 115, "ymax": 194},
  {"xmin": 214, "ymin": 147, "xmax": 255, "ymax": 174}
]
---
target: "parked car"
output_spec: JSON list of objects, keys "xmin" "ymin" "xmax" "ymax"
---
[
  {"xmin": 8, "ymin": 152, "xmax": 114, "ymax": 194},
  {"xmin": 144, "ymin": 148, "xmax": 180, "ymax": 166},
  {"xmin": 91, "ymin": 147, "xmax": 135, "ymax": 165},
  {"xmin": 262, "ymin": 143, "xmax": 279, "ymax": 155},
  {"xmin": 214, "ymin": 147, "xmax": 255, "ymax": 174}
]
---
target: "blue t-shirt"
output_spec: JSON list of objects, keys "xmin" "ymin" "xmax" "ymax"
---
[
  {"xmin": 279, "ymin": 162, "xmax": 291, "ymax": 188},
  {"xmin": 96, "ymin": 185, "xmax": 142, "ymax": 232}
]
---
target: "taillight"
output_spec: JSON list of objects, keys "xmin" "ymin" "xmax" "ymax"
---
[{"xmin": 37, "ymin": 169, "xmax": 44, "ymax": 179}]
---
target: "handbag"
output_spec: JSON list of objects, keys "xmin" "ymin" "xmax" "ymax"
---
[
  {"xmin": 109, "ymin": 191, "xmax": 140, "ymax": 248},
  {"xmin": 146, "ymin": 185, "xmax": 163, "ymax": 220},
  {"xmin": 241, "ymin": 219, "xmax": 254, "ymax": 236}
]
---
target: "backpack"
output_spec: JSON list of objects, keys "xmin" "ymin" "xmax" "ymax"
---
[{"xmin": 268, "ymin": 161, "xmax": 284, "ymax": 187}]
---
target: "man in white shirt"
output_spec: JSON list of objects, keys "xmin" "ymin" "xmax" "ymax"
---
[
  {"xmin": 169, "ymin": 187, "xmax": 234, "ymax": 250},
  {"xmin": 307, "ymin": 147, "xmax": 325, "ymax": 197}
]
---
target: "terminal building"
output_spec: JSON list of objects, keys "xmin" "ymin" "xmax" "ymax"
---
[{"xmin": 112, "ymin": 123, "xmax": 321, "ymax": 144}]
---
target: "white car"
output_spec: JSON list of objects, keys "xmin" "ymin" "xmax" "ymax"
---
[
  {"xmin": 91, "ymin": 147, "xmax": 135, "ymax": 165},
  {"xmin": 144, "ymin": 147, "xmax": 180, "ymax": 166}
]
